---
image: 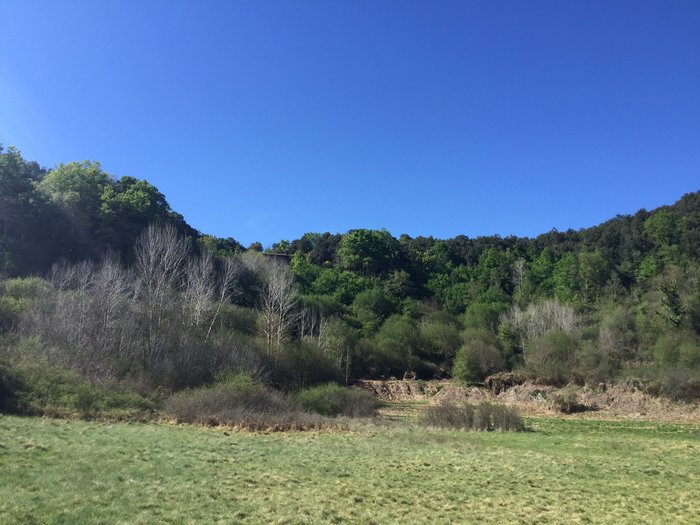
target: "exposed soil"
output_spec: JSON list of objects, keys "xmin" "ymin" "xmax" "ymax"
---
[{"xmin": 357, "ymin": 379, "xmax": 700, "ymax": 423}]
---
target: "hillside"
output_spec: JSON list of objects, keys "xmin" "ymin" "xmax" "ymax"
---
[{"xmin": 1, "ymin": 145, "xmax": 699, "ymax": 406}]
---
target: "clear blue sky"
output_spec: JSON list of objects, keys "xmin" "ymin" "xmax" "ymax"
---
[{"xmin": 1, "ymin": 1, "xmax": 699, "ymax": 247}]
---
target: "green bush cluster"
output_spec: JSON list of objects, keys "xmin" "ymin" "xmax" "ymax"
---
[
  {"xmin": 164, "ymin": 374, "xmax": 331, "ymax": 430},
  {"xmin": 296, "ymin": 383, "xmax": 381, "ymax": 417},
  {"xmin": 0, "ymin": 358, "xmax": 155, "ymax": 418}
]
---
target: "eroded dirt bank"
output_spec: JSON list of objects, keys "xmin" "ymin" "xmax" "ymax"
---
[{"xmin": 356, "ymin": 379, "xmax": 700, "ymax": 423}]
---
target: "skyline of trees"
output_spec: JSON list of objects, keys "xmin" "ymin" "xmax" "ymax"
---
[{"xmin": 1, "ymin": 145, "xmax": 699, "ymax": 398}]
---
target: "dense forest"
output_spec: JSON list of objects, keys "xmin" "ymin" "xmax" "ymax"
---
[{"xmin": 1, "ymin": 144, "xmax": 699, "ymax": 411}]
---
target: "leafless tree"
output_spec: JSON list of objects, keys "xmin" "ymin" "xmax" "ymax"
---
[
  {"xmin": 134, "ymin": 223, "xmax": 190, "ymax": 369},
  {"xmin": 19, "ymin": 226, "xmax": 276, "ymax": 387},
  {"xmin": 502, "ymin": 298, "xmax": 581, "ymax": 349},
  {"xmin": 90, "ymin": 255, "xmax": 135, "ymax": 366},
  {"xmin": 299, "ymin": 305, "xmax": 324, "ymax": 341},
  {"xmin": 257, "ymin": 259, "xmax": 299, "ymax": 359},
  {"xmin": 183, "ymin": 250, "xmax": 216, "ymax": 329},
  {"xmin": 204, "ymin": 256, "xmax": 241, "ymax": 345},
  {"xmin": 24, "ymin": 255, "xmax": 135, "ymax": 382}
]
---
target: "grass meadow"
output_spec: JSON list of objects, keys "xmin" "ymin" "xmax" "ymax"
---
[{"xmin": 1, "ymin": 413, "xmax": 699, "ymax": 524}]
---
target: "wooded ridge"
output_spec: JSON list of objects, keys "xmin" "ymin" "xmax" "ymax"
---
[{"xmin": 1, "ymin": 145, "xmax": 699, "ymax": 406}]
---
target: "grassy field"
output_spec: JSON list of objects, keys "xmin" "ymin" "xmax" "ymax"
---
[{"xmin": 1, "ymin": 414, "xmax": 699, "ymax": 524}]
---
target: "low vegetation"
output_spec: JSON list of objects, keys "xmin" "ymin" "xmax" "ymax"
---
[
  {"xmin": 421, "ymin": 401, "xmax": 525, "ymax": 431},
  {"xmin": 163, "ymin": 374, "xmax": 330, "ymax": 431},
  {"xmin": 297, "ymin": 382, "xmax": 382, "ymax": 417},
  {"xmin": 1, "ymin": 415, "xmax": 698, "ymax": 524},
  {"xmin": 550, "ymin": 387, "xmax": 593, "ymax": 414},
  {"xmin": 0, "ymin": 357, "xmax": 155, "ymax": 420}
]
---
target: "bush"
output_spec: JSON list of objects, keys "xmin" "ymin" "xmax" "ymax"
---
[
  {"xmin": 0, "ymin": 357, "xmax": 155, "ymax": 418},
  {"xmin": 453, "ymin": 329, "xmax": 505, "ymax": 383},
  {"xmin": 524, "ymin": 331, "xmax": 578, "ymax": 386},
  {"xmin": 297, "ymin": 383, "xmax": 381, "ymax": 417},
  {"xmin": 551, "ymin": 387, "xmax": 591, "ymax": 414},
  {"xmin": 0, "ymin": 359, "xmax": 26, "ymax": 413},
  {"xmin": 218, "ymin": 304, "xmax": 259, "ymax": 336},
  {"xmin": 576, "ymin": 343, "xmax": 620, "ymax": 385},
  {"xmin": 164, "ymin": 375, "xmax": 331, "ymax": 430},
  {"xmin": 421, "ymin": 401, "xmax": 524, "ymax": 431},
  {"xmin": 679, "ymin": 339, "xmax": 700, "ymax": 369},
  {"xmin": 653, "ymin": 334, "xmax": 682, "ymax": 366},
  {"xmin": 0, "ymin": 296, "xmax": 28, "ymax": 332},
  {"xmin": 271, "ymin": 341, "xmax": 341, "ymax": 390},
  {"xmin": 418, "ymin": 317, "xmax": 462, "ymax": 364},
  {"xmin": 2, "ymin": 277, "xmax": 49, "ymax": 299},
  {"xmin": 659, "ymin": 367, "xmax": 700, "ymax": 401}
]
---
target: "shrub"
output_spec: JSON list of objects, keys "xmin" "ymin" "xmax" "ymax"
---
[
  {"xmin": 658, "ymin": 367, "xmax": 700, "ymax": 401},
  {"xmin": 164, "ymin": 376, "xmax": 331, "ymax": 430},
  {"xmin": 551, "ymin": 387, "xmax": 591, "ymax": 414},
  {"xmin": 679, "ymin": 339, "xmax": 700, "ymax": 369},
  {"xmin": 524, "ymin": 331, "xmax": 578, "ymax": 386},
  {"xmin": 2, "ymin": 277, "xmax": 49, "ymax": 299},
  {"xmin": 453, "ymin": 329, "xmax": 505, "ymax": 383},
  {"xmin": 418, "ymin": 317, "xmax": 462, "ymax": 363},
  {"xmin": 576, "ymin": 343, "xmax": 620, "ymax": 385},
  {"xmin": 488, "ymin": 403, "xmax": 526, "ymax": 432},
  {"xmin": 0, "ymin": 359, "xmax": 26, "ymax": 413},
  {"xmin": 421, "ymin": 401, "xmax": 524, "ymax": 431},
  {"xmin": 374, "ymin": 314, "xmax": 420, "ymax": 373},
  {"xmin": 218, "ymin": 304, "xmax": 259, "ymax": 336},
  {"xmin": 297, "ymin": 383, "xmax": 381, "ymax": 417},
  {"xmin": 653, "ymin": 334, "xmax": 682, "ymax": 366},
  {"xmin": 271, "ymin": 341, "xmax": 341, "ymax": 390},
  {"xmin": 2, "ymin": 358, "xmax": 156, "ymax": 418},
  {"xmin": 0, "ymin": 296, "xmax": 28, "ymax": 332}
]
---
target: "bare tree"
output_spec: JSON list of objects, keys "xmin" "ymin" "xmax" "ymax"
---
[
  {"xmin": 502, "ymin": 298, "xmax": 581, "ymax": 349},
  {"xmin": 91, "ymin": 255, "xmax": 135, "ymax": 366},
  {"xmin": 204, "ymin": 256, "xmax": 240, "ymax": 345},
  {"xmin": 257, "ymin": 259, "xmax": 299, "ymax": 359},
  {"xmin": 183, "ymin": 250, "xmax": 216, "ymax": 328},
  {"xmin": 134, "ymin": 223, "xmax": 190, "ymax": 369},
  {"xmin": 24, "ymin": 256, "xmax": 135, "ymax": 382},
  {"xmin": 299, "ymin": 304, "xmax": 323, "ymax": 341}
]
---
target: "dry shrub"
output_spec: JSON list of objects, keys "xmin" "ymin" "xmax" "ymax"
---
[
  {"xmin": 551, "ymin": 387, "xmax": 592, "ymax": 413},
  {"xmin": 421, "ymin": 401, "xmax": 524, "ymax": 431}
]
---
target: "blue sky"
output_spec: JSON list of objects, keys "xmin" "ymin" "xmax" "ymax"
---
[{"xmin": 1, "ymin": 1, "xmax": 699, "ymax": 247}]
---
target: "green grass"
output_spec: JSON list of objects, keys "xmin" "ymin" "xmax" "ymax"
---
[{"xmin": 0, "ymin": 414, "xmax": 698, "ymax": 524}]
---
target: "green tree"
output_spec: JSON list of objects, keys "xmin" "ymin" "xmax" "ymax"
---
[
  {"xmin": 101, "ymin": 176, "xmax": 194, "ymax": 255},
  {"xmin": 375, "ymin": 315, "xmax": 420, "ymax": 375},
  {"xmin": 524, "ymin": 331, "xmax": 579, "ymax": 385},
  {"xmin": 351, "ymin": 287, "xmax": 398, "ymax": 336},
  {"xmin": 40, "ymin": 161, "xmax": 112, "ymax": 220},
  {"xmin": 312, "ymin": 268, "xmax": 370, "ymax": 304},
  {"xmin": 418, "ymin": 314, "xmax": 462, "ymax": 366},
  {"xmin": 290, "ymin": 252, "xmax": 321, "ymax": 293},
  {"xmin": 338, "ymin": 229, "xmax": 401, "ymax": 276},
  {"xmin": 453, "ymin": 329, "xmax": 505, "ymax": 383},
  {"xmin": 578, "ymin": 250, "xmax": 610, "ymax": 301},
  {"xmin": 0, "ymin": 146, "xmax": 68, "ymax": 273}
]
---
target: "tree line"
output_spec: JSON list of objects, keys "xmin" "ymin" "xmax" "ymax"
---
[{"xmin": 1, "ymin": 145, "xmax": 699, "ymax": 399}]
